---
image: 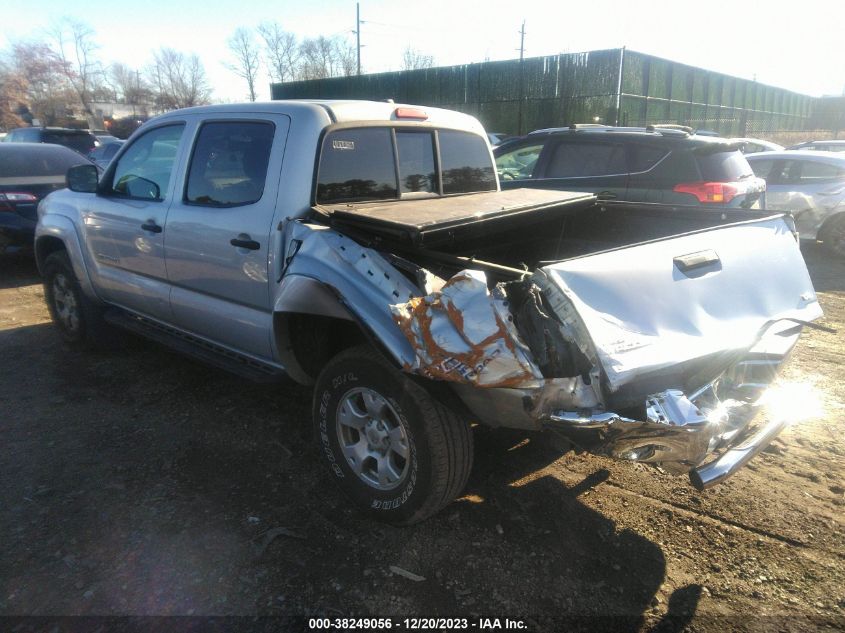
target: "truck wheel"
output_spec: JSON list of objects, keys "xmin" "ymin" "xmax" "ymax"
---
[
  {"xmin": 42, "ymin": 251, "xmax": 111, "ymax": 349},
  {"xmin": 820, "ymin": 214, "xmax": 845, "ymax": 258},
  {"xmin": 313, "ymin": 345, "xmax": 473, "ymax": 525}
]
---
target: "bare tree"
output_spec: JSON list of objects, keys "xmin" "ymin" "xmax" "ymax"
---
[
  {"xmin": 148, "ymin": 48, "xmax": 212, "ymax": 111},
  {"xmin": 7, "ymin": 40, "xmax": 75, "ymax": 125},
  {"xmin": 0, "ymin": 62, "xmax": 28, "ymax": 129},
  {"xmin": 47, "ymin": 18, "xmax": 107, "ymax": 125},
  {"xmin": 226, "ymin": 27, "xmax": 261, "ymax": 102},
  {"xmin": 402, "ymin": 47, "xmax": 435, "ymax": 71},
  {"xmin": 257, "ymin": 21, "xmax": 299, "ymax": 84},
  {"xmin": 111, "ymin": 62, "xmax": 151, "ymax": 106},
  {"xmin": 297, "ymin": 36, "xmax": 357, "ymax": 80}
]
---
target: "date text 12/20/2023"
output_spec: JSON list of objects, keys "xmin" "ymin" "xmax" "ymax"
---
[{"xmin": 307, "ymin": 617, "xmax": 528, "ymax": 630}]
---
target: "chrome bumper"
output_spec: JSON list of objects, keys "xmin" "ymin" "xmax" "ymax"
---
[{"xmin": 543, "ymin": 358, "xmax": 789, "ymax": 489}]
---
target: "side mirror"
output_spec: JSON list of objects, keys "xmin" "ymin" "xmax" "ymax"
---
[{"xmin": 67, "ymin": 164, "xmax": 99, "ymax": 193}]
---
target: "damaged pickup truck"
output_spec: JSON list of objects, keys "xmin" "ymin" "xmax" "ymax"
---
[{"xmin": 36, "ymin": 101, "xmax": 823, "ymax": 524}]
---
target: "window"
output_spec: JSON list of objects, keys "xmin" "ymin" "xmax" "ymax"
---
[
  {"xmin": 748, "ymin": 159, "xmax": 776, "ymax": 180},
  {"xmin": 396, "ymin": 131, "xmax": 436, "ymax": 195},
  {"xmin": 629, "ymin": 145, "xmax": 668, "ymax": 172},
  {"xmin": 111, "ymin": 124, "xmax": 184, "ymax": 200},
  {"xmin": 696, "ymin": 150, "xmax": 753, "ymax": 181},
  {"xmin": 317, "ymin": 128, "xmax": 398, "ymax": 203},
  {"xmin": 546, "ymin": 141, "xmax": 627, "ymax": 178},
  {"xmin": 185, "ymin": 121, "xmax": 275, "ymax": 207},
  {"xmin": 438, "ymin": 130, "xmax": 496, "ymax": 194},
  {"xmin": 495, "ymin": 143, "xmax": 543, "ymax": 180},
  {"xmin": 0, "ymin": 146, "xmax": 88, "ymax": 177},
  {"xmin": 796, "ymin": 160, "xmax": 845, "ymax": 182}
]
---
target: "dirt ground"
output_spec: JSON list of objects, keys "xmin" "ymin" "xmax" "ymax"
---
[{"xmin": 0, "ymin": 243, "xmax": 843, "ymax": 633}]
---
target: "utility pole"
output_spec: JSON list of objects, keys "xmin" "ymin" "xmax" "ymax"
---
[
  {"xmin": 518, "ymin": 20, "xmax": 526, "ymax": 62},
  {"xmin": 356, "ymin": 3, "xmax": 361, "ymax": 76},
  {"xmin": 517, "ymin": 20, "xmax": 526, "ymax": 134}
]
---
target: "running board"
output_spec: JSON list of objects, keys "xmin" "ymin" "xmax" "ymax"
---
[{"xmin": 104, "ymin": 310, "xmax": 287, "ymax": 383}]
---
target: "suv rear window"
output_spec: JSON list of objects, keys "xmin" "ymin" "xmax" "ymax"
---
[
  {"xmin": 316, "ymin": 127, "xmax": 495, "ymax": 204},
  {"xmin": 546, "ymin": 141, "xmax": 626, "ymax": 178},
  {"xmin": 43, "ymin": 131, "xmax": 96, "ymax": 154},
  {"xmin": 697, "ymin": 149, "xmax": 753, "ymax": 181}
]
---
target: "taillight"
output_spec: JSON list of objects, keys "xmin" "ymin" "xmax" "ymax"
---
[
  {"xmin": 0, "ymin": 192, "xmax": 38, "ymax": 207},
  {"xmin": 673, "ymin": 181, "xmax": 740, "ymax": 204}
]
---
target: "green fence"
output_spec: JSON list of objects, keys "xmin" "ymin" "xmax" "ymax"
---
[{"xmin": 272, "ymin": 48, "xmax": 821, "ymax": 137}]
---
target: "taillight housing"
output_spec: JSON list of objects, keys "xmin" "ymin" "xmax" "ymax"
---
[
  {"xmin": 0, "ymin": 192, "xmax": 38, "ymax": 210},
  {"xmin": 673, "ymin": 182, "xmax": 741, "ymax": 204},
  {"xmin": 394, "ymin": 107, "xmax": 428, "ymax": 120}
]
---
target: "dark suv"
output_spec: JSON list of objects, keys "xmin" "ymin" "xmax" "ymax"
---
[
  {"xmin": 5, "ymin": 127, "xmax": 98, "ymax": 156},
  {"xmin": 494, "ymin": 125, "xmax": 765, "ymax": 207}
]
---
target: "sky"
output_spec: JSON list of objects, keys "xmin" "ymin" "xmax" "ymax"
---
[{"xmin": 4, "ymin": 0, "xmax": 845, "ymax": 103}]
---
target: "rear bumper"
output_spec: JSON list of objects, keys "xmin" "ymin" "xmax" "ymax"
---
[{"xmin": 542, "ymin": 352, "xmax": 794, "ymax": 489}]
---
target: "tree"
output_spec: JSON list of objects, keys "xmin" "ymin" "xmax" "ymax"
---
[
  {"xmin": 402, "ymin": 47, "xmax": 434, "ymax": 71},
  {"xmin": 297, "ymin": 36, "xmax": 357, "ymax": 80},
  {"xmin": 257, "ymin": 21, "xmax": 299, "ymax": 84},
  {"xmin": 110, "ymin": 62, "xmax": 152, "ymax": 107},
  {"xmin": 7, "ymin": 40, "xmax": 75, "ymax": 126},
  {"xmin": 47, "ymin": 18, "xmax": 107, "ymax": 125},
  {"xmin": 0, "ymin": 63, "xmax": 27, "ymax": 129},
  {"xmin": 226, "ymin": 27, "xmax": 261, "ymax": 102},
  {"xmin": 148, "ymin": 48, "xmax": 212, "ymax": 110}
]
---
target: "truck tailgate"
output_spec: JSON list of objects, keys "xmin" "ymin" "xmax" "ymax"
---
[{"xmin": 534, "ymin": 215, "xmax": 823, "ymax": 394}]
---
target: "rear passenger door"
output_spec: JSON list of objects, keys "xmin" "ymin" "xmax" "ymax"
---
[
  {"xmin": 164, "ymin": 115, "xmax": 289, "ymax": 360},
  {"xmin": 533, "ymin": 139, "xmax": 629, "ymax": 199}
]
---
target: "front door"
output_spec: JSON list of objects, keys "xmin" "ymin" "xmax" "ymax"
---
[{"xmin": 88, "ymin": 122, "xmax": 187, "ymax": 320}]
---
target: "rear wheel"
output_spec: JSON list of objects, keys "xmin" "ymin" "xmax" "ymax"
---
[
  {"xmin": 313, "ymin": 345, "xmax": 473, "ymax": 525},
  {"xmin": 820, "ymin": 214, "xmax": 845, "ymax": 258}
]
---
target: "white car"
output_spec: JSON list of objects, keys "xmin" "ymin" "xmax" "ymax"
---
[
  {"xmin": 747, "ymin": 150, "xmax": 845, "ymax": 256},
  {"xmin": 730, "ymin": 137, "xmax": 784, "ymax": 154}
]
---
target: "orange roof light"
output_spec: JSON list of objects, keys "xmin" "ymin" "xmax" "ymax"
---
[{"xmin": 394, "ymin": 107, "xmax": 428, "ymax": 120}]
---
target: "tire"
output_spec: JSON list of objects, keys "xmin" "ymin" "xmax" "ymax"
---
[
  {"xmin": 313, "ymin": 344, "xmax": 473, "ymax": 525},
  {"xmin": 820, "ymin": 213, "xmax": 845, "ymax": 258},
  {"xmin": 42, "ymin": 250, "xmax": 112, "ymax": 349}
]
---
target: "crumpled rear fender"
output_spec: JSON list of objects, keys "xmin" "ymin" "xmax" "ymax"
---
[{"xmin": 276, "ymin": 222, "xmax": 421, "ymax": 369}]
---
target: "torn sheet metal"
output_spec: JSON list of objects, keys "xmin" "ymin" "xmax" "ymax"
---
[{"xmin": 390, "ymin": 269, "xmax": 543, "ymax": 388}]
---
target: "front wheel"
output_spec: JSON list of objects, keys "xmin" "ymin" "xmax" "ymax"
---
[{"xmin": 313, "ymin": 345, "xmax": 473, "ymax": 525}]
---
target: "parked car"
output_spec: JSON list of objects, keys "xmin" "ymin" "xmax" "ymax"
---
[
  {"xmin": 88, "ymin": 140, "xmax": 125, "ymax": 169},
  {"xmin": 35, "ymin": 101, "xmax": 820, "ymax": 524},
  {"xmin": 786, "ymin": 140, "xmax": 845, "ymax": 152},
  {"xmin": 746, "ymin": 150, "xmax": 845, "ymax": 256},
  {"xmin": 730, "ymin": 138, "xmax": 784, "ymax": 154},
  {"xmin": 494, "ymin": 125, "xmax": 766, "ymax": 207},
  {"xmin": 0, "ymin": 143, "xmax": 97, "ymax": 253},
  {"xmin": 5, "ymin": 127, "xmax": 99, "ymax": 155},
  {"xmin": 487, "ymin": 132, "xmax": 511, "ymax": 147}
]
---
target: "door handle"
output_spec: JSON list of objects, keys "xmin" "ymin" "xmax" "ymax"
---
[
  {"xmin": 230, "ymin": 235, "xmax": 260, "ymax": 251},
  {"xmin": 141, "ymin": 221, "xmax": 162, "ymax": 233},
  {"xmin": 674, "ymin": 249, "xmax": 721, "ymax": 275}
]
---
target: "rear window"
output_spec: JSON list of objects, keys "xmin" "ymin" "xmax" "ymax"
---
[
  {"xmin": 316, "ymin": 127, "xmax": 495, "ymax": 204},
  {"xmin": 43, "ymin": 131, "xmax": 96, "ymax": 154},
  {"xmin": 438, "ymin": 130, "xmax": 496, "ymax": 194},
  {"xmin": 0, "ymin": 146, "xmax": 88, "ymax": 177},
  {"xmin": 697, "ymin": 150, "xmax": 753, "ymax": 181}
]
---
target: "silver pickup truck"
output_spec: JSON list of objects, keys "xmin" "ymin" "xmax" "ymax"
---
[{"xmin": 35, "ymin": 101, "xmax": 823, "ymax": 524}]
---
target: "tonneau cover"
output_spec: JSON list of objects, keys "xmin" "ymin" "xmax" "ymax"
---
[{"xmin": 318, "ymin": 189, "xmax": 596, "ymax": 247}]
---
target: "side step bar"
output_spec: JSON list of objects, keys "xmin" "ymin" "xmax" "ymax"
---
[{"xmin": 104, "ymin": 310, "xmax": 287, "ymax": 383}]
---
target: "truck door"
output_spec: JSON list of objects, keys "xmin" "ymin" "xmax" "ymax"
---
[
  {"xmin": 85, "ymin": 122, "xmax": 187, "ymax": 320},
  {"xmin": 164, "ymin": 115, "xmax": 290, "ymax": 360}
]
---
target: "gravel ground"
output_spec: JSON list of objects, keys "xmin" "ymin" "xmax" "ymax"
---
[{"xmin": 0, "ymin": 243, "xmax": 843, "ymax": 632}]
